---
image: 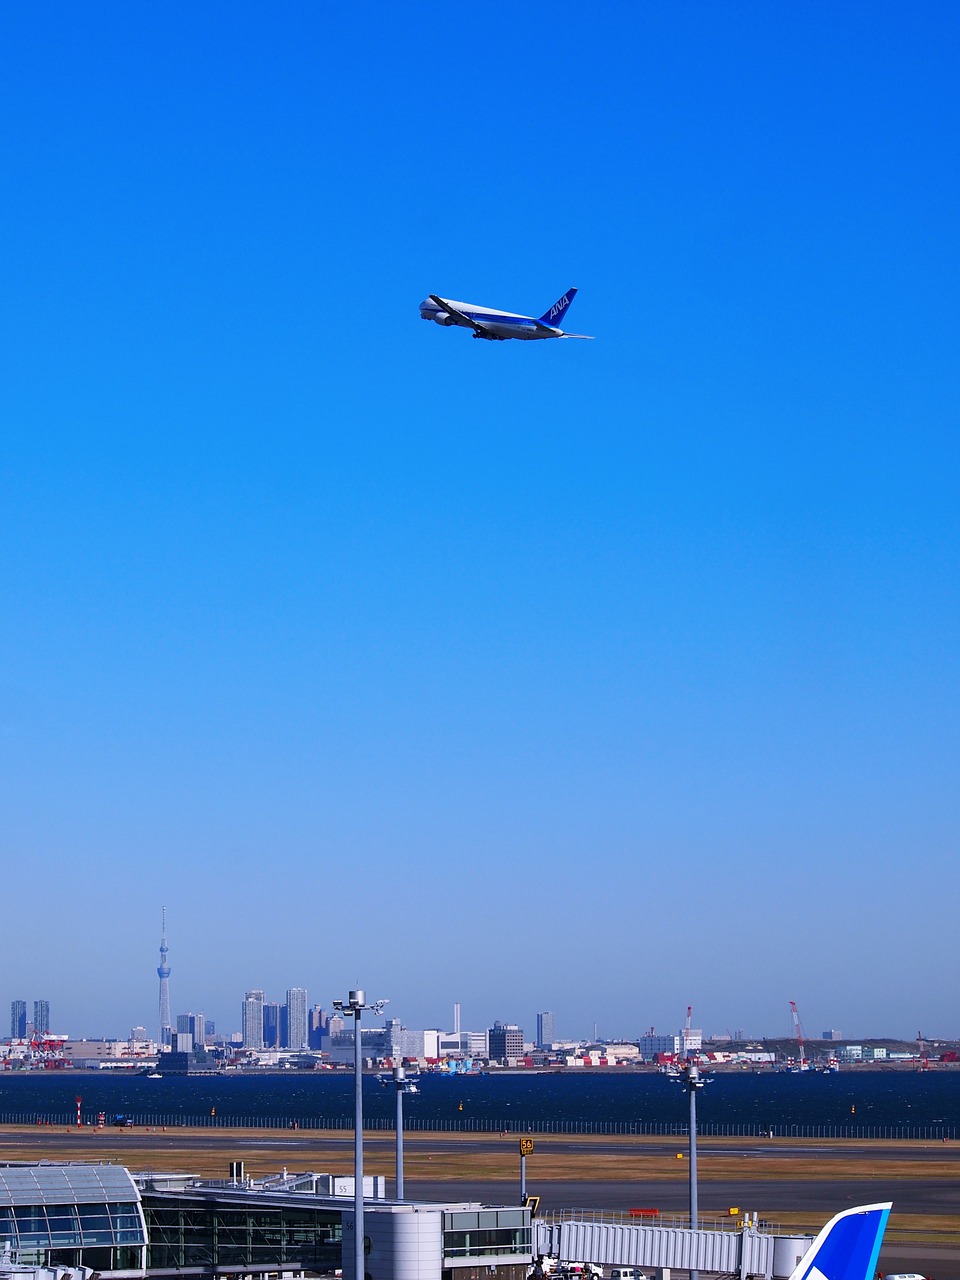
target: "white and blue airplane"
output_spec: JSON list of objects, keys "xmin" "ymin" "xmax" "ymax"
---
[
  {"xmin": 419, "ymin": 288, "xmax": 593, "ymax": 341},
  {"xmin": 787, "ymin": 1202, "xmax": 892, "ymax": 1280}
]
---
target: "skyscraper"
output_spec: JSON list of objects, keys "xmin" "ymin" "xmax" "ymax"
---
[
  {"xmin": 285, "ymin": 988, "xmax": 308, "ymax": 1050},
  {"xmin": 33, "ymin": 1000, "xmax": 50, "ymax": 1036},
  {"xmin": 157, "ymin": 908, "xmax": 172, "ymax": 1047},
  {"xmin": 309, "ymin": 1006, "xmax": 327, "ymax": 1050},
  {"xmin": 10, "ymin": 1001, "xmax": 26, "ymax": 1039},
  {"xmin": 262, "ymin": 1002, "xmax": 281, "ymax": 1049},
  {"xmin": 242, "ymin": 991, "xmax": 265, "ymax": 1049},
  {"xmin": 176, "ymin": 1012, "xmax": 206, "ymax": 1047},
  {"xmin": 536, "ymin": 1011, "xmax": 556, "ymax": 1049}
]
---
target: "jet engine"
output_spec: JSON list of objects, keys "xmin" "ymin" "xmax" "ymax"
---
[{"xmin": 433, "ymin": 312, "xmax": 456, "ymax": 326}]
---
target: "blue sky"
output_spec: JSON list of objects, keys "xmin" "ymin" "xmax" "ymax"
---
[{"xmin": 1, "ymin": 4, "xmax": 957, "ymax": 1043}]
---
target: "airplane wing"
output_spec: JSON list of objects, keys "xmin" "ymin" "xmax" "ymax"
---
[{"xmin": 429, "ymin": 295, "xmax": 496, "ymax": 336}]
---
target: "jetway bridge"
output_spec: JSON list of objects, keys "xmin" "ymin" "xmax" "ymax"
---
[{"xmin": 534, "ymin": 1212, "xmax": 814, "ymax": 1280}]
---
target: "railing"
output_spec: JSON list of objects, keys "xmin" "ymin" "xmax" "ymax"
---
[
  {"xmin": 538, "ymin": 1209, "xmax": 779, "ymax": 1235},
  {"xmin": 5, "ymin": 1114, "xmax": 959, "ymax": 1139}
]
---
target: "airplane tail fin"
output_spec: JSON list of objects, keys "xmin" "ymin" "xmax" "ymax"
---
[
  {"xmin": 788, "ymin": 1203, "xmax": 892, "ymax": 1280},
  {"xmin": 538, "ymin": 287, "xmax": 578, "ymax": 328}
]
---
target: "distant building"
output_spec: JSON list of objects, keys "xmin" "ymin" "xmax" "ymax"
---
[
  {"xmin": 242, "ymin": 991, "xmax": 265, "ymax": 1049},
  {"xmin": 328, "ymin": 1025, "xmax": 391, "ymax": 1064},
  {"xmin": 61, "ymin": 1039, "xmax": 130, "ymax": 1061},
  {"xmin": 488, "ymin": 1022, "xmax": 523, "ymax": 1062},
  {"xmin": 262, "ymin": 1002, "xmax": 282, "ymax": 1049},
  {"xmin": 822, "ymin": 1029, "xmax": 843, "ymax": 1041},
  {"xmin": 436, "ymin": 1030, "xmax": 487, "ymax": 1058},
  {"xmin": 680, "ymin": 1027, "xmax": 702, "ymax": 1056},
  {"xmin": 33, "ymin": 1000, "xmax": 50, "ymax": 1037},
  {"xmin": 177, "ymin": 1013, "xmax": 206, "ymax": 1047},
  {"xmin": 10, "ymin": 1001, "xmax": 26, "ymax": 1039},
  {"xmin": 308, "ymin": 1006, "xmax": 327, "ymax": 1050},
  {"xmin": 536, "ymin": 1011, "xmax": 556, "ymax": 1049},
  {"xmin": 638, "ymin": 1033, "xmax": 680, "ymax": 1059},
  {"xmin": 384, "ymin": 1019, "xmax": 424, "ymax": 1060},
  {"xmin": 286, "ymin": 988, "xmax": 308, "ymax": 1050}
]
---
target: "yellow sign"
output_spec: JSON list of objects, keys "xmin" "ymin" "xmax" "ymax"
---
[{"xmin": 519, "ymin": 1137, "xmax": 535, "ymax": 1156}]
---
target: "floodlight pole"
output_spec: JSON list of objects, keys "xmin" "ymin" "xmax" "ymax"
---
[
  {"xmin": 392, "ymin": 1065, "xmax": 410, "ymax": 1197},
  {"xmin": 683, "ymin": 1063, "xmax": 705, "ymax": 1280},
  {"xmin": 332, "ymin": 990, "xmax": 388, "ymax": 1280}
]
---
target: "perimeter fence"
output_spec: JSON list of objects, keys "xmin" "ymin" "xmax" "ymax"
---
[{"xmin": 3, "ymin": 1113, "xmax": 958, "ymax": 1140}]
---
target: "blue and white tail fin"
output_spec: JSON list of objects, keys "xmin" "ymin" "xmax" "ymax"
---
[
  {"xmin": 789, "ymin": 1203, "xmax": 892, "ymax": 1280},
  {"xmin": 538, "ymin": 288, "xmax": 578, "ymax": 328}
]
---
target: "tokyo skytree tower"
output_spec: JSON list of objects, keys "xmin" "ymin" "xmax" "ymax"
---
[{"xmin": 157, "ymin": 907, "xmax": 172, "ymax": 1046}]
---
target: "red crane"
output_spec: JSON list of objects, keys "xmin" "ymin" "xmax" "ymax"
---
[{"xmin": 789, "ymin": 1001, "xmax": 807, "ymax": 1069}]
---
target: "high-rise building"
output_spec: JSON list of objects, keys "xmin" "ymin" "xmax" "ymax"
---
[
  {"xmin": 10, "ymin": 1001, "xmax": 26, "ymax": 1039},
  {"xmin": 242, "ymin": 991, "xmax": 265, "ymax": 1049},
  {"xmin": 286, "ymin": 988, "xmax": 308, "ymax": 1050},
  {"xmin": 177, "ymin": 1013, "xmax": 206, "ymax": 1046},
  {"xmin": 536, "ymin": 1011, "xmax": 556, "ymax": 1049},
  {"xmin": 157, "ymin": 908, "xmax": 172, "ymax": 1047},
  {"xmin": 488, "ymin": 1021, "xmax": 523, "ymax": 1061},
  {"xmin": 309, "ymin": 1006, "xmax": 327, "ymax": 1050},
  {"xmin": 33, "ymin": 1000, "xmax": 50, "ymax": 1037},
  {"xmin": 262, "ymin": 1002, "xmax": 282, "ymax": 1049}
]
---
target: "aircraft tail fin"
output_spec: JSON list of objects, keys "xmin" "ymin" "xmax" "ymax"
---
[
  {"xmin": 788, "ymin": 1203, "xmax": 892, "ymax": 1280},
  {"xmin": 538, "ymin": 288, "xmax": 578, "ymax": 328}
]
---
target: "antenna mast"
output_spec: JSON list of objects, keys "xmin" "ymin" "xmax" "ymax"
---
[{"xmin": 157, "ymin": 907, "xmax": 172, "ymax": 1048}]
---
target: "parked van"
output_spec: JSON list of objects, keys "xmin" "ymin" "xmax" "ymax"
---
[{"xmin": 609, "ymin": 1270, "xmax": 649, "ymax": 1280}]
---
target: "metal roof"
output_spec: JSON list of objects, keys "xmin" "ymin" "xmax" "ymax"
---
[{"xmin": 0, "ymin": 1164, "xmax": 140, "ymax": 1206}]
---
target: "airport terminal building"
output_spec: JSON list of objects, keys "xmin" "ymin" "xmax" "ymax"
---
[{"xmin": 0, "ymin": 1162, "xmax": 533, "ymax": 1280}]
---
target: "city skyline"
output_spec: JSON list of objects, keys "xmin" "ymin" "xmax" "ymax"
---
[
  {"xmin": 2, "ymin": 7, "xmax": 957, "ymax": 1040},
  {"xmin": 1, "ymin": 976, "xmax": 939, "ymax": 1048}
]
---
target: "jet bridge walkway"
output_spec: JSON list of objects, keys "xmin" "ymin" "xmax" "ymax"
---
[{"xmin": 534, "ymin": 1212, "xmax": 813, "ymax": 1280}]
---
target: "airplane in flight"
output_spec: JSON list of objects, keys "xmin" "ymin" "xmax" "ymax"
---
[{"xmin": 419, "ymin": 288, "xmax": 593, "ymax": 341}]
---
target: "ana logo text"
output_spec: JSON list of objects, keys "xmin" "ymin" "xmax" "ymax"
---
[{"xmin": 549, "ymin": 295, "xmax": 569, "ymax": 319}]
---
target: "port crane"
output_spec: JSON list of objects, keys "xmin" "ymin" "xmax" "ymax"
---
[
  {"xmin": 788, "ymin": 1000, "xmax": 809, "ymax": 1070},
  {"xmin": 917, "ymin": 1031, "xmax": 930, "ymax": 1070}
]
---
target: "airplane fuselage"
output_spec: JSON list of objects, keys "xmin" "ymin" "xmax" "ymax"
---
[{"xmin": 419, "ymin": 297, "xmax": 562, "ymax": 340}]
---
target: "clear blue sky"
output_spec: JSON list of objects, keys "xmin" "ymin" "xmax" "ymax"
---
[{"xmin": 1, "ymin": 4, "xmax": 957, "ymax": 1043}]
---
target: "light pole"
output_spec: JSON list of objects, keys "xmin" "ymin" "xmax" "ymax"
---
[
  {"xmin": 680, "ymin": 1062, "xmax": 707, "ymax": 1280},
  {"xmin": 390, "ymin": 1065, "xmax": 419, "ymax": 1198},
  {"xmin": 332, "ymin": 990, "xmax": 388, "ymax": 1280}
]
